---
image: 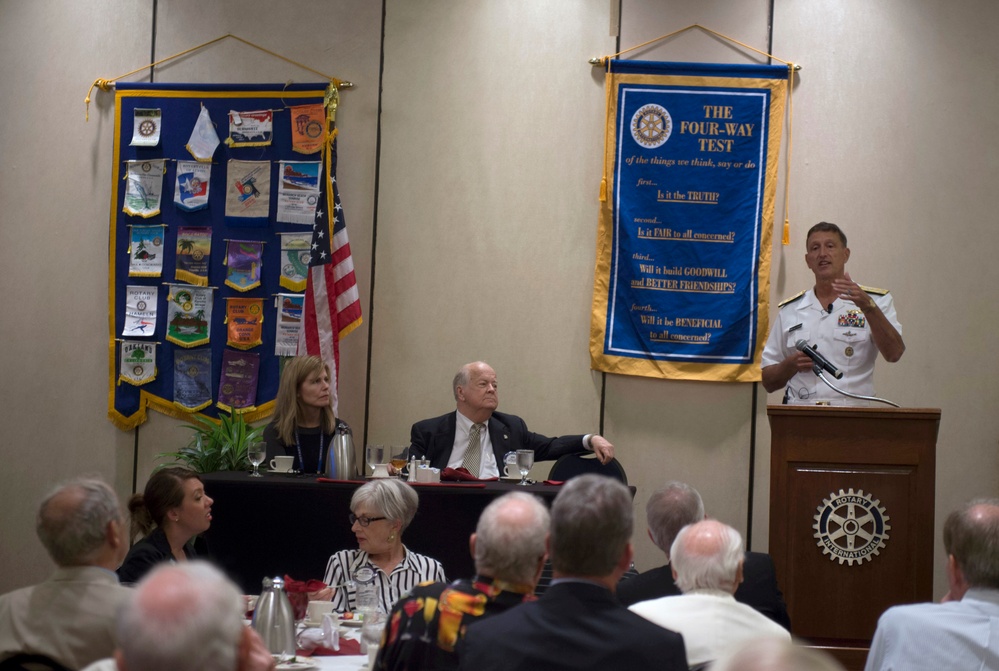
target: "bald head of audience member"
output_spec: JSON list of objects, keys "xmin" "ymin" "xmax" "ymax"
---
[
  {"xmin": 115, "ymin": 562, "xmax": 265, "ymax": 671},
  {"xmin": 36, "ymin": 478, "xmax": 126, "ymax": 570},
  {"xmin": 550, "ymin": 474, "xmax": 634, "ymax": 587},
  {"xmin": 472, "ymin": 491, "xmax": 550, "ymax": 587},
  {"xmin": 711, "ymin": 638, "xmax": 845, "ymax": 671},
  {"xmin": 670, "ymin": 519, "xmax": 744, "ymax": 594},
  {"xmin": 646, "ymin": 481, "xmax": 705, "ymax": 562},
  {"xmin": 943, "ymin": 498, "xmax": 999, "ymax": 601}
]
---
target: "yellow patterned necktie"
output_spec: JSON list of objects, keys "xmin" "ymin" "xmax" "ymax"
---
[{"xmin": 461, "ymin": 423, "xmax": 483, "ymax": 477}]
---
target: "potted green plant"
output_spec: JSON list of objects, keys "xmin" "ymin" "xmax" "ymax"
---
[{"xmin": 158, "ymin": 411, "xmax": 266, "ymax": 474}]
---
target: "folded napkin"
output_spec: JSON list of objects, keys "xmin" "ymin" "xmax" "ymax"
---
[
  {"xmin": 441, "ymin": 467, "xmax": 498, "ymax": 482},
  {"xmin": 410, "ymin": 481, "xmax": 487, "ymax": 488},
  {"xmin": 543, "ymin": 480, "xmax": 564, "ymax": 486},
  {"xmin": 282, "ymin": 575, "xmax": 326, "ymax": 621},
  {"xmin": 316, "ymin": 477, "xmax": 364, "ymax": 484},
  {"xmin": 299, "ymin": 638, "xmax": 361, "ymax": 657}
]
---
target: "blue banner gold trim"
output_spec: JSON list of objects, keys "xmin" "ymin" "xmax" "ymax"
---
[{"xmin": 590, "ymin": 60, "xmax": 787, "ymax": 382}]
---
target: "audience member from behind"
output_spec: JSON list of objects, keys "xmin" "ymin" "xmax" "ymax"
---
[
  {"xmin": 865, "ymin": 498, "xmax": 999, "ymax": 671},
  {"xmin": 116, "ymin": 466, "xmax": 213, "ymax": 584},
  {"xmin": 375, "ymin": 492, "xmax": 550, "ymax": 671},
  {"xmin": 459, "ymin": 474, "xmax": 688, "ymax": 671},
  {"xmin": 0, "ymin": 478, "xmax": 131, "ymax": 669},
  {"xmin": 263, "ymin": 355, "xmax": 339, "ymax": 474},
  {"xmin": 617, "ymin": 481, "xmax": 790, "ymax": 629},
  {"xmin": 712, "ymin": 638, "xmax": 846, "ymax": 671},
  {"xmin": 322, "ymin": 478, "xmax": 445, "ymax": 614},
  {"xmin": 82, "ymin": 561, "xmax": 275, "ymax": 671},
  {"xmin": 630, "ymin": 520, "xmax": 790, "ymax": 667}
]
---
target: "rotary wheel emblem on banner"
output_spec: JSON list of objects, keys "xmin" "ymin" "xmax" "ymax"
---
[{"xmin": 813, "ymin": 488, "xmax": 890, "ymax": 566}]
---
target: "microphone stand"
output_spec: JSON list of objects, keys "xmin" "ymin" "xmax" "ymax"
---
[{"xmin": 813, "ymin": 366, "xmax": 899, "ymax": 408}]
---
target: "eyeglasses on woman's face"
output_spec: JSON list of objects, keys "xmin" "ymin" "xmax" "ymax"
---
[{"xmin": 349, "ymin": 513, "xmax": 387, "ymax": 527}]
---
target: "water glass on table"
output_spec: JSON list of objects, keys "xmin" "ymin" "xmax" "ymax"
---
[
  {"xmin": 248, "ymin": 441, "xmax": 266, "ymax": 477},
  {"xmin": 516, "ymin": 449, "xmax": 534, "ymax": 485}
]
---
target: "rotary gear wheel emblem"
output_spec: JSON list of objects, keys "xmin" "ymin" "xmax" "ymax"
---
[
  {"xmin": 630, "ymin": 104, "xmax": 673, "ymax": 148},
  {"xmin": 813, "ymin": 488, "xmax": 890, "ymax": 566}
]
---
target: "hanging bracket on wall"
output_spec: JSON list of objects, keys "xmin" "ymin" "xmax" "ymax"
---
[{"xmin": 85, "ymin": 33, "xmax": 353, "ymax": 121}]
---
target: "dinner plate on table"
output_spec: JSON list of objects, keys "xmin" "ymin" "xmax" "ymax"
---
[{"xmin": 276, "ymin": 659, "xmax": 318, "ymax": 670}]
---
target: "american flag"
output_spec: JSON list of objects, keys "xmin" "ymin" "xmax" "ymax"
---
[{"xmin": 297, "ymin": 134, "xmax": 362, "ymax": 413}]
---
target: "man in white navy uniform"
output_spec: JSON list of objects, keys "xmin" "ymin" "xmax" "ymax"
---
[{"xmin": 761, "ymin": 222, "xmax": 905, "ymax": 405}]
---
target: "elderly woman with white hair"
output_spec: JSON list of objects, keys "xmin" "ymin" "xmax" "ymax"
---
[{"xmin": 322, "ymin": 478, "xmax": 445, "ymax": 614}]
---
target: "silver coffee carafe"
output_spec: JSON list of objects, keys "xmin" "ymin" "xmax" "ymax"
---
[{"xmin": 325, "ymin": 419, "xmax": 356, "ymax": 480}]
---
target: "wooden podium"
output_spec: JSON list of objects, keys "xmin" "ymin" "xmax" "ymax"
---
[{"xmin": 768, "ymin": 406, "xmax": 940, "ymax": 668}]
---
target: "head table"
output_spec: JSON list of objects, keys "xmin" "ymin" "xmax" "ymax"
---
[{"xmin": 199, "ymin": 471, "xmax": 567, "ymax": 594}]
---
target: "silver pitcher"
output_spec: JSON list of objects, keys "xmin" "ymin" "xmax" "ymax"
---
[
  {"xmin": 252, "ymin": 576, "xmax": 296, "ymax": 660},
  {"xmin": 325, "ymin": 419, "xmax": 356, "ymax": 480}
]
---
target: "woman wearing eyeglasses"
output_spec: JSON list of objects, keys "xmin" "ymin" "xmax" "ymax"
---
[{"xmin": 321, "ymin": 478, "xmax": 446, "ymax": 614}]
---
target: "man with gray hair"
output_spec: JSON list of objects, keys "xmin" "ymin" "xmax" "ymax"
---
[
  {"xmin": 409, "ymin": 361, "xmax": 614, "ymax": 478},
  {"xmin": 617, "ymin": 481, "xmax": 790, "ymax": 629},
  {"xmin": 374, "ymin": 491, "xmax": 550, "ymax": 671},
  {"xmin": 460, "ymin": 475, "xmax": 688, "ymax": 671},
  {"xmin": 84, "ymin": 561, "xmax": 275, "ymax": 671},
  {"xmin": 865, "ymin": 498, "xmax": 999, "ymax": 671},
  {"xmin": 0, "ymin": 478, "xmax": 131, "ymax": 669},
  {"xmin": 630, "ymin": 519, "xmax": 790, "ymax": 668}
]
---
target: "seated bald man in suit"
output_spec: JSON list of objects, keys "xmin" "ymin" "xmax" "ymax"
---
[
  {"xmin": 410, "ymin": 361, "xmax": 614, "ymax": 478},
  {"xmin": 617, "ymin": 481, "xmax": 790, "ymax": 630}
]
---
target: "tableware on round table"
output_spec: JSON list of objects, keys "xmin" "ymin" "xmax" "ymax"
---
[
  {"xmin": 359, "ymin": 609, "xmax": 386, "ymax": 657},
  {"xmin": 248, "ymin": 441, "xmax": 266, "ymax": 477},
  {"xmin": 305, "ymin": 600, "xmax": 336, "ymax": 626},
  {"xmin": 253, "ymin": 577, "xmax": 296, "ymax": 662},
  {"xmin": 516, "ymin": 449, "xmax": 534, "ymax": 486},
  {"xmin": 270, "ymin": 455, "xmax": 294, "ymax": 473},
  {"xmin": 275, "ymin": 660, "xmax": 319, "ymax": 670},
  {"xmin": 365, "ymin": 444, "xmax": 385, "ymax": 476}
]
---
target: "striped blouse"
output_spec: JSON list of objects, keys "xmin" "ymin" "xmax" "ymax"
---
[{"xmin": 322, "ymin": 547, "xmax": 446, "ymax": 614}]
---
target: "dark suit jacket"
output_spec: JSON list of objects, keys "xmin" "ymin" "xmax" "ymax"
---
[
  {"xmin": 410, "ymin": 411, "xmax": 586, "ymax": 471},
  {"xmin": 459, "ymin": 581, "xmax": 688, "ymax": 671},
  {"xmin": 616, "ymin": 551, "xmax": 791, "ymax": 631}
]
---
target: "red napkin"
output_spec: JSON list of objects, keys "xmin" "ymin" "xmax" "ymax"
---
[
  {"xmin": 297, "ymin": 638, "xmax": 362, "ymax": 657},
  {"xmin": 410, "ymin": 482, "xmax": 487, "ymax": 488},
  {"xmin": 543, "ymin": 480, "xmax": 564, "ymax": 486},
  {"xmin": 282, "ymin": 575, "xmax": 326, "ymax": 621},
  {"xmin": 317, "ymin": 477, "xmax": 364, "ymax": 484}
]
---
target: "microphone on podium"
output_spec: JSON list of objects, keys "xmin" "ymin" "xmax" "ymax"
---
[{"xmin": 795, "ymin": 339, "xmax": 844, "ymax": 380}]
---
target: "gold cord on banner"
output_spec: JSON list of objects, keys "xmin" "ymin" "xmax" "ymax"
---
[
  {"xmin": 85, "ymin": 33, "xmax": 352, "ymax": 121},
  {"xmin": 592, "ymin": 24, "xmax": 799, "ymax": 244}
]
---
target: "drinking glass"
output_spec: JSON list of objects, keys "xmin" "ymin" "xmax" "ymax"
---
[
  {"xmin": 365, "ymin": 444, "xmax": 386, "ymax": 476},
  {"xmin": 248, "ymin": 441, "xmax": 266, "ymax": 478},
  {"xmin": 390, "ymin": 446, "xmax": 410, "ymax": 475},
  {"xmin": 516, "ymin": 449, "xmax": 534, "ymax": 486}
]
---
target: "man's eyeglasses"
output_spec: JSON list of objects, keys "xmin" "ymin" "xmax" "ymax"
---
[{"xmin": 349, "ymin": 514, "xmax": 387, "ymax": 527}]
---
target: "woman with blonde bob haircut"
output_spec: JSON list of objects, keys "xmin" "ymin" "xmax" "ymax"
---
[{"xmin": 263, "ymin": 355, "xmax": 340, "ymax": 474}]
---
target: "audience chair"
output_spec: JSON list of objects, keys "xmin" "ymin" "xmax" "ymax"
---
[{"xmin": 547, "ymin": 452, "xmax": 628, "ymax": 484}]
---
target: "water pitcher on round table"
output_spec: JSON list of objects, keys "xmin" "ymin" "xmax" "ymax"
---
[{"xmin": 252, "ymin": 576, "xmax": 296, "ymax": 661}]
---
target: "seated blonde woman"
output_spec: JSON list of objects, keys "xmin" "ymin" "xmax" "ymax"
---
[{"xmin": 322, "ymin": 478, "xmax": 445, "ymax": 614}]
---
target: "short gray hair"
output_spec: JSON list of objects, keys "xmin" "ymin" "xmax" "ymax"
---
[
  {"xmin": 36, "ymin": 478, "xmax": 121, "ymax": 567},
  {"xmin": 944, "ymin": 498, "xmax": 999, "ymax": 590},
  {"xmin": 550, "ymin": 475, "xmax": 632, "ymax": 577},
  {"xmin": 351, "ymin": 478, "xmax": 419, "ymax": 531},
  {"xmin": 670, "ymin": 520, "xmax": 744, "ymax": 593},
  {"xmin": 474, "ymin": 492, "xmax": 550, "ymax": 585},
  {"xmin": 117, "ymin": 562, "xmax": 244, "ymax": 671},
  {"xmin": 646, "ymin": 481, "xmax": 704, "ymax": 559}
]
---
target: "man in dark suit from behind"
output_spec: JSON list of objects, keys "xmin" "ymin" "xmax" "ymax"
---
[
  {"xmin": 459, "ymin": 474, "xmax": 688, "ymax": 671},
  {"xmin": 617, "ymin": 481, "xmax": 791, "ymax": 630}
]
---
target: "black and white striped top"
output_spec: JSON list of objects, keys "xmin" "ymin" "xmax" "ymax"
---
[{"xmin": 323, "ymin": 547, "xmax": 446, "ymax": 614}]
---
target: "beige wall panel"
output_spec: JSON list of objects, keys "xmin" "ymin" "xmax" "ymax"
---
[
  {"xmin": 0, "ymin": 0, "xmax": 152, "ymax": 591},
  {"xmin": 369, "ymin": 0, "xmax": 616, "ymax": 444},
  {"xmin": 128, "ymin": 0, "xmax": 383, "ymax": 473},
  {"xmin": 771, "ymin": 0, "xmax": 999, "ymax": 597},
  {"xmin": 610, "ymin": 0, "xmax": 772, "ymax": 574}
]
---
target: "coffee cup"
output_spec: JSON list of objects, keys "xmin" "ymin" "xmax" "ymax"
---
[
  {"xmin": 371, "ymin": 463, "xmax": 390, "ymax": 478},
  {"xmin": 503, "ymin": 452, "xmax": 519, "ymax": 478},
  {"xmin": 269, "ymin": 455, "xmax": 294, "ymax": 473},
  {"xmin": 306, "ymin": 600, "xmax": 335, "ymax": 624}
]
